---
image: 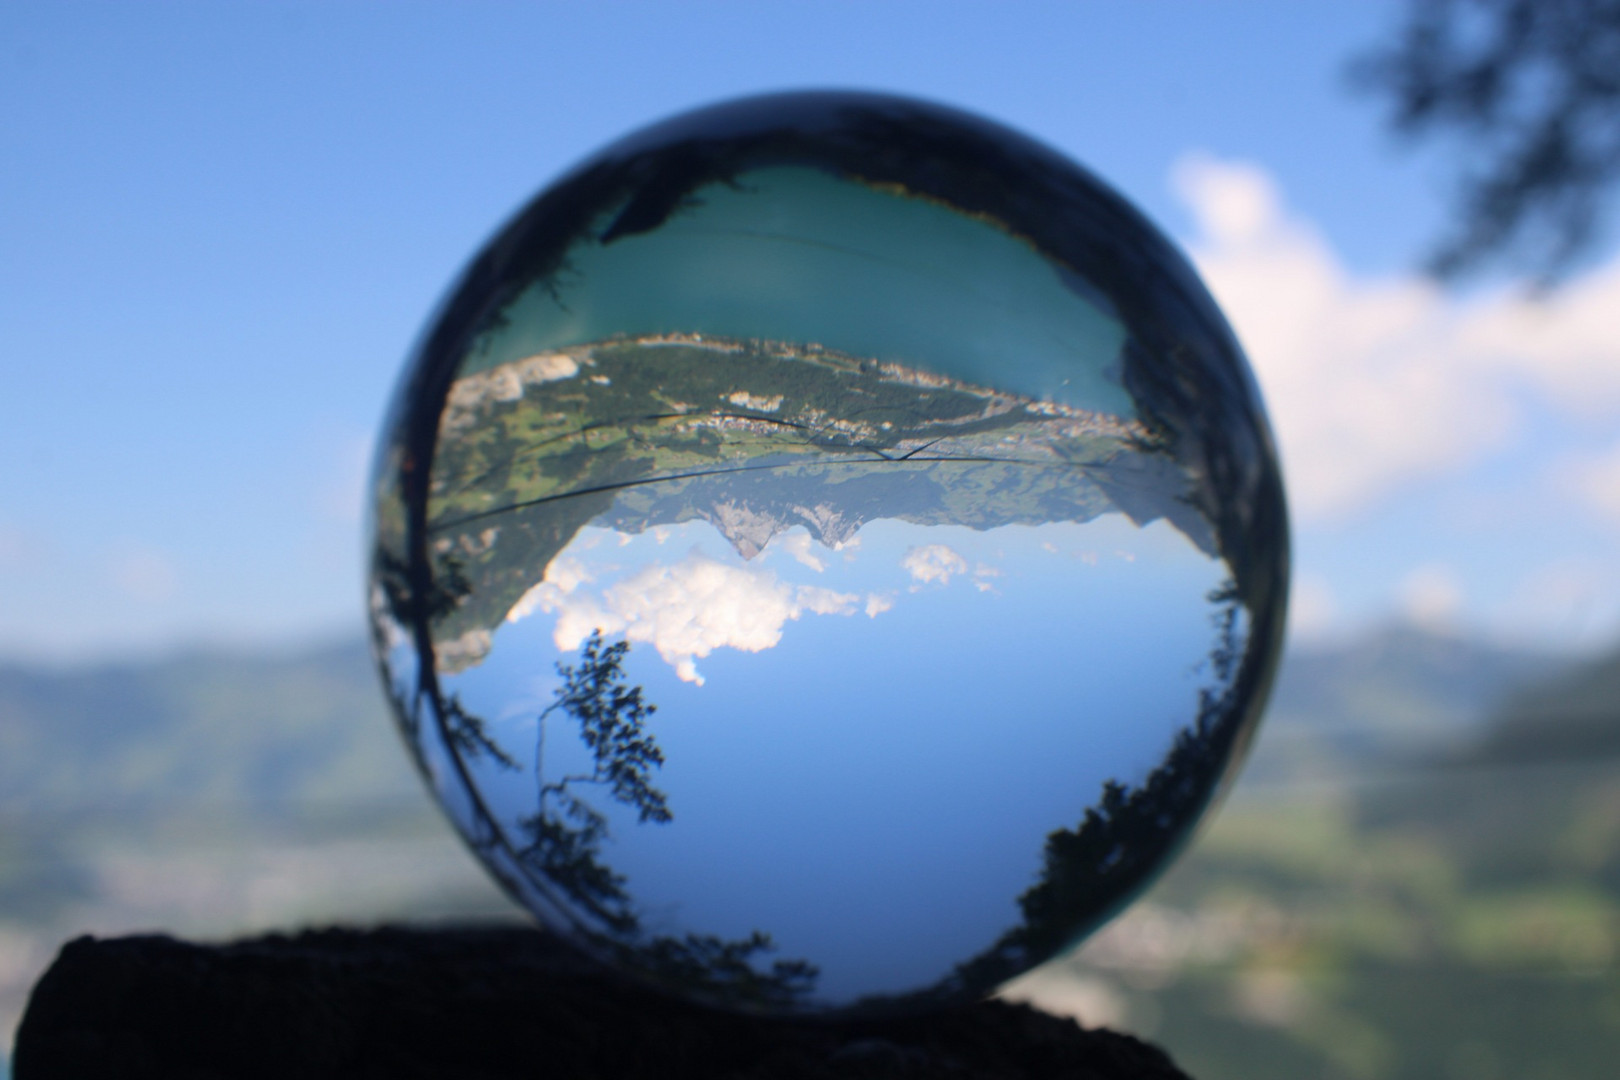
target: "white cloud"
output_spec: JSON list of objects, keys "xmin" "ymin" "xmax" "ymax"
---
[
  {"xmin": 1174, "ymin": 153, "xmax": 1620, "ymax": 522},
  {"xmin": 436, "ymin": 628, "xmax": 492, "ymax": 672},
  {"xmin": 1453, "ymin": 264, "xmax": 1620, "ymax": 417},
  {"xmin": 770, "ymin": 530, "xmax": 827, "ymax": 572},
  {"xmin": 1180, "ymin": 157, "xmax": 1279, "ymax": 248},
  {"xmin": 901, "ymin": 544, "xmax": 968, "ymax": 586},
  {"xmin": 1398, "ymin": 563, "xmax": 1463, "ymax": 630},
  {"xmin": 512, "ymin": 548, "xmax": 884, "ymax": 685},
  {"xmin": 793, "ymin": 585, "xmax": 858, "ymax": 617},
  {"xmin": 506, "ymin": 555, "xmax": 594, "ymax": 623}
]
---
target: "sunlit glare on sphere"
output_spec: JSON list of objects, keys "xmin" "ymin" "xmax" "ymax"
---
[{"xmin": 366, "ymin": 91, "xmax": 1289, "ymax": 1014}]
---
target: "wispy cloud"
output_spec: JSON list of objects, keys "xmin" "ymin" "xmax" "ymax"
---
[
  {"xmin": 771, "ymin": 530, "xmax": 828, "ymax": 572},
  {"xmin": 1398, "ymin": 563, "xmax": 1464, "ymax": 631}
]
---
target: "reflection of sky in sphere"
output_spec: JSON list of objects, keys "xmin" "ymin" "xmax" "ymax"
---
[{"xmin": 444, "ymin": 510, "xmax": 1229, "ymax": 1002}]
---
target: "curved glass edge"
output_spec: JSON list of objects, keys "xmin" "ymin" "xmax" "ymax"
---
[{"xmin": 362, "ymin": 90, "xmax": 1291, "ymax": 1016}]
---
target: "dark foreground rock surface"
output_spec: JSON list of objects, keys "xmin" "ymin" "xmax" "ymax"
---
[{"xmin": 13, "ymin": 925, "xmax": 1192, "ymax": 1079}]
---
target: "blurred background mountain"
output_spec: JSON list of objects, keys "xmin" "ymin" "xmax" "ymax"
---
[{"xmin": 4, "ymin": 626, "xmax": 1619, "ymax": 1078}]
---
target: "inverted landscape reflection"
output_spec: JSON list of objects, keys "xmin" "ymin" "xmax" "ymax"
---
[{"xmin": 368, "ymin": 92, "xmax": 1287, "ymax": 1014}]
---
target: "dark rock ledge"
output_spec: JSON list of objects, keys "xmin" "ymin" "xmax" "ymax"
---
[{"xmin": 12, "ymin": 925, "xmax": 1192, "ymax": 1079}]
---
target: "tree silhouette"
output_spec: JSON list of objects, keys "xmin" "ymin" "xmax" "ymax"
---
[
  {"xmin": 371, "ymin": 568, "xmax": 824, "ymax": 1006},
  {"xmin": 506, "ymin": 630, "xmax": 819, "ymax": 1005},
  {"xmin": 1357, "ymin": 0, "xmax": 1620, "ymax": 282},
  {"xmin": 519, "ymin": 797, "xmax": 637, "ymax": 935},
  {"xmin": 441, "ymin": 692, "xmax": 519, "ymax": 770},
  {"xmin": 372, "ymin": 547, "xmax": 501, "ymax": 766},
  {"xmin": 630, "ymin": 930, "xmax": 820, "ymax": 1010},
  {"xmin": 536, "ymin": 631, "xmax": 670, "ymax": 826},
  {"xmin": 516, "ymin": 630, "xmax": 666, "ymax": 934}
]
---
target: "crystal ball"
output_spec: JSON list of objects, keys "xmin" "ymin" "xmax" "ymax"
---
[{"xmin": 367, "ymin": 91, "xmax": 1288, "ymax": 1014}]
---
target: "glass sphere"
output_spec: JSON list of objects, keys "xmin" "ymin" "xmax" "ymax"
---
[{"xmin": 367, "ymin": 91, "xmax": 1288, "ymax": 1015}]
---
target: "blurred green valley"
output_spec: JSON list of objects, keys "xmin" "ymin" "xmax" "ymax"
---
[
  {"xmin": 4, "ymin": 628, "xmax": 1620, "ymax": 1079},
  {"xmin": 1010, "ymin": 628, "xmax": 1620, "ymax": 1080}
]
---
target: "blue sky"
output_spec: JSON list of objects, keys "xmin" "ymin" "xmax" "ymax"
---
[{"xmin": 3, "ymin": 1, "xmax": 1618, "ymax": 660}]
